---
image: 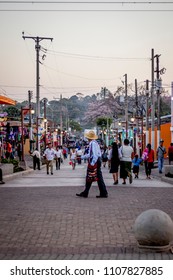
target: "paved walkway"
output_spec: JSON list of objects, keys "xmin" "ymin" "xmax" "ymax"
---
[{"xmin": 0, "ymin": 159, "xmax": 173, "ymax": 260}]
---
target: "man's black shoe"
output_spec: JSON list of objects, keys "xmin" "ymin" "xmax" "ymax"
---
[
  {"xmin": 0, "ymin": 181, "xmax": 5, "ymax": 184},
  {"xmin": 96, "ymin": 194, "xmax": 108, "ymax": 198},
  {"xmin": 76, "ymin": 192, "xmax": 88, "ymax": 198}
]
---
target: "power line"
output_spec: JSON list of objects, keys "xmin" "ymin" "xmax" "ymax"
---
[
  {"xmin": 1, "ymin": 1, "xmax": 173, "ymax": 11},
  {"xmin": 1, "ymin": 1, "xmax": 173, "ymax": 4},
  {"xmin": 1, "ymin": 9, "xmax": 173, "ymax": 12},
  {"xmin": 46, "ymin": 49, "xmax": 149, "ymax": 61}
]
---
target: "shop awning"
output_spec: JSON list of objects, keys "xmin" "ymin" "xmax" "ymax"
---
[{"xmin": 0, "ymin": 95, "xmax": 16, "ymax": 105}]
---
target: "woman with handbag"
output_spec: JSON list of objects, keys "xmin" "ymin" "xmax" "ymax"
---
[{"xmin": 76, "ymin": 130, "xmax": 108, "ymax": 198}]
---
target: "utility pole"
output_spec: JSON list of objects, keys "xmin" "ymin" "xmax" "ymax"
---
[
  {"xmin": 155, "ymin": 54, "xmax": 161, "ymax": 147},
  {"xmin": 43, "ymin": 98, "xmax": 47, "ymax": 149},
  {"xmin": 134, "ymin": 78, "xmax": 138, "ymax": 154},
  {"xmin": 151, "ymin": 48, "xmax": 155, "ymax": 151},
  {"xmin": 124, "ymin": 74, "xmax": 128, "ymax": 138},
  {"xmin": 171, "ymin": 82, "xmax": 173, "ymax": 142},
  {"xmin": 22, "ymin": 33, "xmax": 53, "ymax": 152},
  {"xmin": 28, "ymin": 90, "xmax": 33, "ymax": 152},
  {"xmin": 60, "ymin": 94, "xmax": 63, "ymax": 146},
  {"xmin": 145, "ymin": 79, "xmax": 149, "ymax": 146}
]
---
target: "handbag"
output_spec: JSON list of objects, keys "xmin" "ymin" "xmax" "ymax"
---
[{"xmin": 86, "ymin": 162, "xmax": 98, "ymax": 182}]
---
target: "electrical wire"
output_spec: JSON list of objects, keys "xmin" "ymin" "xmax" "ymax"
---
[
  {"xmin": 46, "ymin": 49, "xmax": 150, "ymax": 61},
  {"xmin": 1, "ymin": 9, "xmax": 173, "ymax": 12},
  {"xmin": 1, "ymin": 1, "xmax": 173, "ymax": 12},
  {"xmin": 1, "ymin": 1, "xmax": 173, "ymax": 4}
]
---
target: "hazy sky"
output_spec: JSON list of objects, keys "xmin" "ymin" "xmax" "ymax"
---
[{"xmin": 0, "ymin": 1, "xmax": 173, "ymax": 103}]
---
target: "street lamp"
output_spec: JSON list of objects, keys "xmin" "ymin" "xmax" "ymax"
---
[{"xmin": 21, "ymin": 107, "xmax": 34, "ymax": 161}]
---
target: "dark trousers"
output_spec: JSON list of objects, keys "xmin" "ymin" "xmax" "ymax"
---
[
  {"xmin": 33, "ymin": 156, "xmax": 40, "ymax": 170},
  {"xmin": 83, "ymin": 158, "xmax": 108, "ymax": 196},
  {"xmin": 145, "ymin": 161, "xmax": 153, "ymax": 176},
  {"xmin": 56, "ymin": 158, "xmax": 61, "ymax": 170},
  {"xmin": 0, "ymin": 168, "xmax": 3, "ymax": 181}
]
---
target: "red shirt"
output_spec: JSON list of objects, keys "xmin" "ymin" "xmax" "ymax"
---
[
  {"xmin": 147, "ymin": 149, "xmax": 154, "ymax": 163},
  {"xmin": 168, "ymin": 146, "xmax": 173, "ymax": 154}
]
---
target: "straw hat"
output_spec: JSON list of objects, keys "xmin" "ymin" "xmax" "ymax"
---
[{"xmin": 84, "ymin": 130, "xmax": 98, "ymax": 140}]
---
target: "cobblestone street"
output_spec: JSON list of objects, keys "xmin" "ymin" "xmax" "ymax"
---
[{"xmin": 0, "ymin": 159, "xmax": 173, "ymax": 260}]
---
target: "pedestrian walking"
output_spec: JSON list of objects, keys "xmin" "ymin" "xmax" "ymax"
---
[
  {"xmin": 70, "ymin": 148, "xmax": 77, "ymax": 170},
  {"xmin": 144, "ymin": 143, "xmax": 154, "ymax": 179},
  {"xmin": 31, "ymin": 148, "xmax": 41, "ymax": 170},
  {"xmin": 16, "ymin": 141, "xmax": 22, "ymax": 161},
  {"xmin": 76, "ymin": 130, "xmax": 108, "ymax": 198},
  {"xmin": 76, "ymin": 147, "xmax": 83, "ymax": 164},
  {"xmin": 168, "ymin": 143, "xmax": 173, "ymax": 165},
  {"xmin": 102, "ymin": 146, "xmax": 108, "ymax": 168},
  {"xmin": 108, "ymin": 142, "xmax": 120, "ymax": 185},
  {"xmin": 43, "ymin": 142, "xmax": 56, "ymax": 175},
  {"xmin": 0, "ymin": 167, "xmax": 5, "ymax": 184},
  {"xmin": 107, "ymin": 145, "xmax": 112, "ymax": 169},
  {"xmin": 55, "ymin": 146, "xmax": 63, "ymax": 170},
  {"xmin": 156, "ymin": 139, "xmax": 166, "ymax": 174},
  {"xmin": 5, "ymin": 141, "xmax": 12, "ymax": 159},
  {"xmin": 62, "ymin": 146, "xmax": 68, "ymax": 160},
  {"xmin": 132, "ymin": 154, "xmax": 142, "ymax": 179},
  {"xmin": 119, "ymin": 138, "xmax": 133, "ymax": 185}
]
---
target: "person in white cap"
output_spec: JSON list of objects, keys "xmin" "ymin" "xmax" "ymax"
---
[
  {"xmin": 76, "ymin": 130, "xmax": 108, "ymax": 198},
  {"xmin": 156, "ymin": 139, "xmax": 166, "ymax": 174}
]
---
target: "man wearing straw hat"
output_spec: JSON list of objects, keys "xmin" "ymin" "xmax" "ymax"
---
[{"xmin": 76, "ymin": 130, "xmax": 108, "ymax": 198}]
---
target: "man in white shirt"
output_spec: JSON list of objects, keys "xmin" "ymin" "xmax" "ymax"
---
[
  {"xmin": 43, "ymin": 143, "xmax": 56, "ymax": 175},
  {"xmin": 76, "ymin": 130, "xmax": 108, "ymax": 198}
]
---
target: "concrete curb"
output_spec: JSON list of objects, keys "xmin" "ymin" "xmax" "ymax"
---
[
  {"xmin": 161, "ymin": 176, "xmax": 173, "ymax": 184},
  {"xmin": 4, "ymin": 164, "xmax": 46, "ymax": 182}
]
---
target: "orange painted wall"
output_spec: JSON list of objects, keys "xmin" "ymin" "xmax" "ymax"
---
[{"xmin": 148, "ymin": 122, "xmax": 171, "ymax": 157}]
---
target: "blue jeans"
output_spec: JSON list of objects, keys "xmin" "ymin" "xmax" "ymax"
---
[{"xmin": 158, "ymin": 157, "xmax": 164, "ymax": 172}]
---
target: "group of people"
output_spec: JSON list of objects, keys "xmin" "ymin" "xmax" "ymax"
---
[
  {"xmin": 30, "ymin": 143, "xmax": 64, "ymax": 174},
  {"xmin": 23, "ymin": 129, "xmax": 173, "ymax": 201},
  {"xmin": 76, "ymin": 130, "xmax": 173, "ymax": 199}
]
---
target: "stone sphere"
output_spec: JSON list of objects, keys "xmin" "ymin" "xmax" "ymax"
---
[{"xmin": 134, "ymin": 209, "xmax": 173, "ymax": 247}]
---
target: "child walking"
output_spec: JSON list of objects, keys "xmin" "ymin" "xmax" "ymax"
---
[{"xmin": 132, "ymin": 154, "xmax": 142, "ymax": 179}]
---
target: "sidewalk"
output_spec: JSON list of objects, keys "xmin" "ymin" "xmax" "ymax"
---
[{"xmin": 0, "ymin": 159, "xmax": 173, "ymax": 260}]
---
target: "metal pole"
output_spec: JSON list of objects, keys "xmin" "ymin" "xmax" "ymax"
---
[
  {"xmin": 151, "ymin": 48, "xmax": 155, "ymax": 151},
  {"xmin": 124, "ymin": 74, "xmax": 128, "ymax": 138},
  {"xmin": 28, "ymin": 90, "xmax": 33, "ymax": 152},
  {"xmin": 135, "ymin": 78, "xmax": 139, "ymax": 154},
  {"xmin": 22, "ymin": 33, "xmax": 53, "ymax": 152},
  {"xmin": 44, "ymin": 98, "xmax": 47, "ymax": 149},
  {"xmin": 155, "ymin": 54, "xmax": 161, "ymax": 147},
  {"xmin": 60, "ymin": 94, "xmax": 63, "ymax": 146},
  {"xmin": 141, "ymin": 116, "xmax": 144, "ymax": 153},
  {"xmin": 145, "ymin": 79, "xmax": 149, "ymax": 145},
  {"xmin": 21, "ymin": 108, "xmax": 24, "ymax": 161},
  {"xmin": 35, "ymin": 37, "xmax": 40, "ymax": 151},
  {"xmin": 171, "ymin": 82, "xmax": 173, "ymax": 142}
]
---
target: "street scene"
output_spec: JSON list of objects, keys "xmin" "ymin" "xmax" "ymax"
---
[
  {"xmin": 0, "ymin": 157, "xmax": 173, "ymax": 260},
  {"xmin": 1, "ymin": 0, "xmax": 173, "ymax": 264}
]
